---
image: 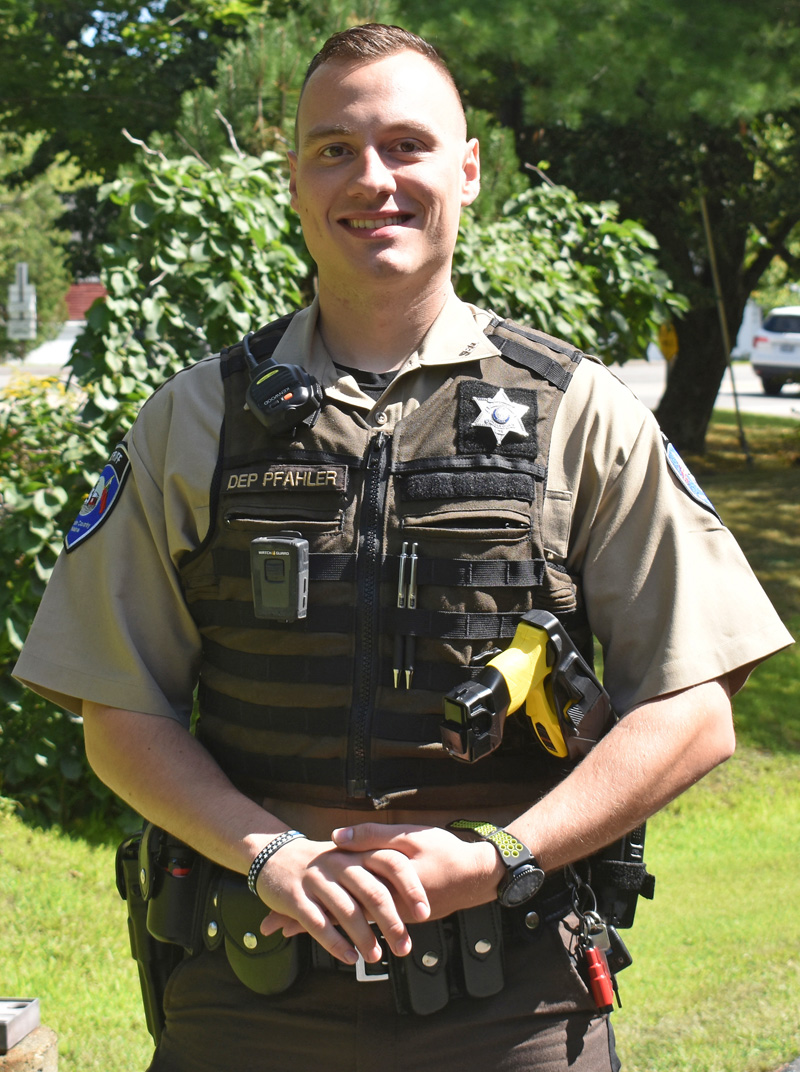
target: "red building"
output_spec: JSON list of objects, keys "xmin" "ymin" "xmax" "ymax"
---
[{"xmin": 65, "ymin": 281, "xmax": 107, "ymax": 320}]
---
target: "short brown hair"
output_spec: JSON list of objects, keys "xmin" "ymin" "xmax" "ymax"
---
[{"xmin": 301, "ymin": 23, "xmax": 463, "ymax": 109}]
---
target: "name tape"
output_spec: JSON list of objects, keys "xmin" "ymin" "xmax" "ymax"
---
[{"xmin": 225, "ymin": 464, "xmax": 347, "ymax": 493}]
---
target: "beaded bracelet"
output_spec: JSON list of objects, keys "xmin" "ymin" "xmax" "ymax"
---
[{"xmin": 247, "ymin": 830, "xmax": 307, "ymax": 895}]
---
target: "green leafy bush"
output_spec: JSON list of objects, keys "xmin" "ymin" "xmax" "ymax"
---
[
  {"xmin": 454, "ymin": 184, "xmax": 685, "ymax": 363},
  {"xmin": 0, "ymin": 375, "xmax": 122, "ymax": 829},
  {"xmin": 71, "ymin": 148, "xmax": 312, "ymax": 429},
  {"xmin": 1, "ymin": 149, "xmax": 312, "ymax": 831}
]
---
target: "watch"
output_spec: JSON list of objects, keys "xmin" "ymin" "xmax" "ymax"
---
[{"xmin": 449, "ymin": 819, "xmax": 545, "ymax": 908}]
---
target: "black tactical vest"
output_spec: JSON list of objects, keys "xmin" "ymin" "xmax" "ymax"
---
[{"xmin": 179, "ymin": 316, "xmax": 590, "ymax": 811}]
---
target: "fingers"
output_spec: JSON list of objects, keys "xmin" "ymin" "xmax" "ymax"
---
[
  {"xmin": 364, "ymin": 848, "xmax": 430, "ymax": 922},
  {"xmin": 256, "ymin": 841, "xmax": 417, "ymax": 964},
  {"xmin": 260, "ymin": 910, "xmax": 304, "ymax": 938},
  {"xmin": 332, "ymin": 822, "xmax": 427, "ymax": 852}
]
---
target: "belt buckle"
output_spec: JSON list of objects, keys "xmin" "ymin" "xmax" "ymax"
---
[
  {"xmin": 355, "ymin": 951, "xmax": 390, "ymax": 982},
  {"xmin": 355, "ymin": 929, "xmax": 390, "ymax": 982}
]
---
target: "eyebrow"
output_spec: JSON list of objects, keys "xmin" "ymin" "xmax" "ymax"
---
[{"xmin": 301, "ymin": 124, "xmax": 356, "ymax": 149}]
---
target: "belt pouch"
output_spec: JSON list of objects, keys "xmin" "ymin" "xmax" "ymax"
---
[
  {"xmin": 205, "ymin": 871, "xmax": 309, "ymax": 996},
  {"xmin": 389, "ymin": 919, "xmax": 450, "ymax": 1016},
  {"xmin": 139, "ymin": 824, "xmax": 210, "ymax": 954},
  {"xmin": 456, "ymin": 903, "xmax": 505, "ymax": 998}
]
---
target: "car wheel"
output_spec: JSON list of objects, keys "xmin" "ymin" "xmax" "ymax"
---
[{"xmin": 761, "ymin": 377, "xmax": 784, "ymax": 396}]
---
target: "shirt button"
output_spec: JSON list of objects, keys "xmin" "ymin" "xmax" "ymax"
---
[{"xmin": 374, "ymin": 411, "xmax": 387, "ymax": 425}]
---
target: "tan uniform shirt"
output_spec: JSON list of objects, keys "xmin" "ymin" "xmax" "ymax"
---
[{"xmin": 14, "ymin": 291, "xmax": 792, "ymax": 725}]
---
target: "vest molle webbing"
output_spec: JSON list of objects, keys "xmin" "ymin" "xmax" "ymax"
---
[{"xmin": 179, "ymin": 317, "xmax": 590, "ymax": 810}]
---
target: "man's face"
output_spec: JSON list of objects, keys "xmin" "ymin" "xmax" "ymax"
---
[{"xmin": 289, "ymin": 50, "xmax": 480, "ymax": 296}]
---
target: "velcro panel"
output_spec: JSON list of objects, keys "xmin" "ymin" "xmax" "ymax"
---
[{"xmin": 400, "ymin": 471, "xmax": 535, "ymax": 502}]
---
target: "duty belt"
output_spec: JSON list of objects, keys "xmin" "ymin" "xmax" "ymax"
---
[
  {"xmin": 307, "ymin": 877, "xmax": 575, "ymax": 1015},
  {"xmin": 197, "ymin": 865, "xmax": 572, "ymax": 1015},
  {"xmin": 118, "ymin": 824, "xmax": 620, "ymax": 1043}
]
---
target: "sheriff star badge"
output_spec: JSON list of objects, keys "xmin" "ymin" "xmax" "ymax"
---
[{"xmin": 471, "ymin": 388, "xmax": 529, "ymax": 446}]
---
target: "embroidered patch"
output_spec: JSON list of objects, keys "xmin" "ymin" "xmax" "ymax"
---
[
  {"xmin": 662, "ymin": 435, "xmax": 718, "ymax": 517},
  {"xmin": 457, "ymin": 382, "xmax": 538, "ymax": 459},
  {"xmin": 224, "ymin": 464, "xmax": 348, "ymax": 493},
  {"xmin": 64, "ymin": 444, "xmax": 130, "ymax": 552}
]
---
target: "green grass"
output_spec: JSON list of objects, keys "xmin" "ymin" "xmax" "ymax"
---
[
  {"xmin": 615, "ymin": 750, "xmax": 800, "ymax": 1072},
  {"xmin": 2, "ymin": 408, "xmax": 798, "ymax": 1072},
  {"xmin": 614, "ymin": 410, "xmax": 800, "ymax": 1072},
  {"xmin": 0, "ymin": 799, "xmax": 152, "ymax": 1071}
]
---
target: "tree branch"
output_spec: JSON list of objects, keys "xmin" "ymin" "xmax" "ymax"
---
[
  {"xmin": 215, "ymin": 110, "xmax": 244, "ymax": 159},
  {"xmin": 121, "ymin": 129, "xmax": 167, "ymax": 163}
]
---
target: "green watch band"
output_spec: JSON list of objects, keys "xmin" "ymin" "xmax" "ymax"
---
[{"xmin": 449, "ymin": 819, "xmax": 545, "ymax": 908}]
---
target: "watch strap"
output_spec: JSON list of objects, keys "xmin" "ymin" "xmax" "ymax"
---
[
  {"xmin": 448, "ymin": 819, "xmax": 533, "ymax": 870},
  {"xmin": 448, "ymin": 819, "xmax": 544, "ymax": 907}
]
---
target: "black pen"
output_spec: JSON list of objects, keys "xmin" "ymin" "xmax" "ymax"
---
[{"xmin": 404, "ymin": 634, "xmax": 416, "ymax": 689}]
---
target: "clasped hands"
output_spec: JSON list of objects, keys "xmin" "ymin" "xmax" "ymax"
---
[{"xmin": 257, "ymin": 823, "xmax": 502, "ymax": 967}]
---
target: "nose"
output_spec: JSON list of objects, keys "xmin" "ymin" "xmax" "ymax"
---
[{"xmin": 347, "ymin": 145, "xmax": 396, "ymax": 198}]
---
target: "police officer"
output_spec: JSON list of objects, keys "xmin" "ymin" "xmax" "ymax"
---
[{"xmin": 14, "ymin": 23, "xmax": 792, "ymax": 1072}]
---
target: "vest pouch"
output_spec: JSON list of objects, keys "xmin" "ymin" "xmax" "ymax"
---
[
  {"xmin": 224, "ymin": 510, "xmax": 343, "ymax": 535},
  {"xmin": 205, "ymin": 870, "xmax": 310, "ymax": 996},
  {"xmin": 400, "ymin": 507, "xmax": 531, "ymax": 546}
]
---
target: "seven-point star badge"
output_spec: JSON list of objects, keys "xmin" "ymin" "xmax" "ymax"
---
[{"xmin": 471, "ymin": 388, "xmax": 529, "ymax": 445}]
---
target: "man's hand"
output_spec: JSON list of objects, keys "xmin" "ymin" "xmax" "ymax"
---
[
  {"xmin": 82, "ymin": 703, "xmax": 431, "ymax": 967},
  {"xmin": 328, "ymin": 823, "xmax": 503, "ymax": 919},
  {"xmin": 257, "ymin": 835, "xmax": 431, "ymax": 965}
]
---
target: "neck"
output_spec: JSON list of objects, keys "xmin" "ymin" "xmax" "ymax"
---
[{"xmin": 317, "ymin": 276, "xmax": 451, "ymax": 373}]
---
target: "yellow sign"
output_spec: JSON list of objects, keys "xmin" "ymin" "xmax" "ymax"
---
[{"xmin": 657, "ymin": 323, "xmax": 679, "ymax": 362}]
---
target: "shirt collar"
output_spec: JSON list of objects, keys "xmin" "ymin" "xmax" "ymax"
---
[{"xmin": 270, "ymin": 289, "xmax": 502, "ymax": 408}]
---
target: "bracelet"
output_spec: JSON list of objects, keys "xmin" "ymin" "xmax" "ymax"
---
[{"xmin": 247, "ymin": 830, "xmax": 307, "ymax": 895}]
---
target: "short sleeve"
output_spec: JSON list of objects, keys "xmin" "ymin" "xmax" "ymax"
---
[
  {"xmin": 546, "ymin": 359, "xmax": 793, "ymax": 713},
  {"xmin": 13, "ymin": 357, "xmax": 225, "ymax": 724}
]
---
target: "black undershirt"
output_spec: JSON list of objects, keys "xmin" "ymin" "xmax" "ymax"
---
[{"xmin": 333, "ymin": 362, "xmax": 399, "ymax": 401}]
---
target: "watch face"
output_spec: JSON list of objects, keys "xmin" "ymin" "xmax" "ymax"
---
[{"xmin": 500, "ymin": 865, "xmax": 545, "ymax": 907}]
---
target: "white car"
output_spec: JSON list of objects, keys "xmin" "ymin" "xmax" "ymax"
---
[{"xmin": 751, "ymin": 306, "xmax": 800, "ymax": 395}]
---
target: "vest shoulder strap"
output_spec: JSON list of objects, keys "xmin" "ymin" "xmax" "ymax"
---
[
  {"xmin": 485, "ymin": 317, "xmax": 583, "ymax": 391},
  {"xmin": 219, "ymin": 311, "xmax": 299, "ymax": 378}
]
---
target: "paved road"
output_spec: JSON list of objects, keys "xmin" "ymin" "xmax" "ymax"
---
[
  {"xmin": 612, "ymin": 358, "xmax": 800, "ymax": 420},
  {"xmin": 0, "ymin": 321, "xmax": 83, "ymax": 390}
]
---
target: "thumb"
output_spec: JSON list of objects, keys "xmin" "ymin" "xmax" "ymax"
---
[{"xmin": 331, "ymin": 822, "xmax": 389, "ymax": 849}]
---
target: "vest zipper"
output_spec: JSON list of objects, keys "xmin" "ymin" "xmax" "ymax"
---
[{"xmin": 347, "ymin": 429, "xmax": 390, "ymax": 800}]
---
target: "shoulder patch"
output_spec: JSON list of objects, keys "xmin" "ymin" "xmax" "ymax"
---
[
  {"xmin": 662, "ymin": 435, "xmax": 718, "ymax": 517},
  {"xmin": 64, "ymin": 444, "xmax": 131, "ymax": 552}
]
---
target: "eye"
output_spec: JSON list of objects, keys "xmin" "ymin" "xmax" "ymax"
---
[
  {"xmin": 395, "ymin": 139, "xmax": 424, "ymax": 154},
  {"xmin": 320, "ymin": 144, "xmax": 350, "ymax": 159}
]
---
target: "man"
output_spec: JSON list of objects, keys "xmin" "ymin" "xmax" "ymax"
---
[{"xmin": 14, "ymin": 23, "xmax": 791, "ymax": 1072}]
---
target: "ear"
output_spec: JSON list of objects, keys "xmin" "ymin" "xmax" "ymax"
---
[
  {"xmin": 461, "ymin": 138, "xmax": 481, "ymax": 208},
  {"xmin": 287, "ymin": 150, "xmax": 299, "ymax": 210}
]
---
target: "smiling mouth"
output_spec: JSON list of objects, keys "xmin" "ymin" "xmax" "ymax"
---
[{"xmin": 343, "ymin": 215, "xmax": 412, "ymax": 229}]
